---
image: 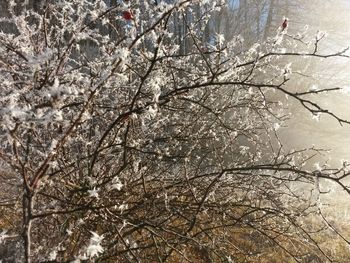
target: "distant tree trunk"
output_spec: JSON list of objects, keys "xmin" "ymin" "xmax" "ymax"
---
[
  {"xmin": 263, "ymin": 0, "xmax": 275, "ymax": 39},
  {"xmin": 256, "ymin": 2, "xmax": 261, "ymax": 40}
]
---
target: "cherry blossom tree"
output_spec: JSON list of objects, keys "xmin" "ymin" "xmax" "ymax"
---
[{"xmin": 1, "ymin": 0, "xmax": 350, "ymax": 262}]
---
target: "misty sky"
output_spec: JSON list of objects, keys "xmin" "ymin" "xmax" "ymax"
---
[{"xmin": 279, "ymin": 0, "xmax": 350, "ymax": 167}]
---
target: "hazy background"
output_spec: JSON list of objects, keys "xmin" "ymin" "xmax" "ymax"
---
[
  {"xmin": 279, "ymin": 0, "xmax": 350, "ymax": 167},
  {"xmin": 207, "ymin": 0, "xmax": 350, "ymax": 167},
  {"xmin": 272, "ymin": 0, "xmax": 350, "ymax": 219},
  {"xmin": 210, "ymin": 0, "xmax": 350, "ymax": 219}
]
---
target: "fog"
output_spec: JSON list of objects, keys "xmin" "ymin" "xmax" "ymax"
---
[
  {"xmin": 279, "ymin": 0, "xmax": 350, "ymax": 166},
  {"xmin": 275, "ymin": 0, "xmax": 350, "ymax": 219}
]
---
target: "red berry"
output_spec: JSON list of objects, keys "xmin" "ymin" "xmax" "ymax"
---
[{"xmin": 122, "ymin": 10, "xmax": 133, "ymax": 21}]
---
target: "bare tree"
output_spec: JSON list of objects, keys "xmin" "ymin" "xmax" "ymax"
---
[{"xmin": 0, "ymin": 0, "xmax": 350, "ymax": 262}]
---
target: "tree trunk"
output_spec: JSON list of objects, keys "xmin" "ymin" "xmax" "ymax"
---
[
  {"xmin": 22, "ymin": 191, "xmax": 34, "ymax": 263},
  {"xmin": 263, "ymin": 0, "xmax": 275, "ymax": 39}
]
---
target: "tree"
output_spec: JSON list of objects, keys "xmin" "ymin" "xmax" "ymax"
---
[{"xmin": 1, "ymin": 0, "xmax": 350, "ymax": 262}]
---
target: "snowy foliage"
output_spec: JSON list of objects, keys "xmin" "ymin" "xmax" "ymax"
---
[
  {"xmin": 0, "ymin": 230, "xmax": 8, "ymax": 244},
  {"xmin": 84, "ymin": 231, "xmax": 104, "ymax": 258},
  {"xmin": 0, "ymin": 0, "xmax": 350, "ymax": 262}
]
